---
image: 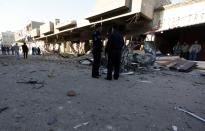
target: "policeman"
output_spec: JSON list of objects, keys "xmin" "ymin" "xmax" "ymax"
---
[
  {"xmin": 92, "ymin": 24, "xmax": 103, "ymax": 78},
  {"xmin": 105, "ymin": 25, "xmax": 125, "ymax": 80}
]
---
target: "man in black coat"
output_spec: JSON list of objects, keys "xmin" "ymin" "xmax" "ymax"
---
[
  {"xmin": 22, "ymin": 43, "xmax": 28, "ymax": 59},
  {"xmin": 105, "ymin": 25, "xmax": 125, "ymax": 80},
  {"xmin": 92, "ymin": 24, "xmax": 103, "ymax": 78}
]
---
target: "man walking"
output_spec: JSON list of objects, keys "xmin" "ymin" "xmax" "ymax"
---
[
  {"xmin": 22, "ymin": 43, "xmax": 29, "ymax": 59},
  {"xmin": 14, "ymin": 43, "xmax": 20, "ymax": 59},
  {"xmin": 105, "ymin": 24, "xmax": 125, "ymax": 80},
  {"xmin": 92, "ymin": 24, "xmax": 103, "ymax": 78}
]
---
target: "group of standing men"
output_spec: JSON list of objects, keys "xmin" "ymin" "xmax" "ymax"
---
[
  {"xmin": 173, "ymin": 41, "xmax": 202, "ymax": 61},
  {"xmin": 9, "ymin": 43, "xmax": 29, "ymax": 59},
  {"xmin": 92, "ymin": 24, "xmax": 124, "ymax": 80}
]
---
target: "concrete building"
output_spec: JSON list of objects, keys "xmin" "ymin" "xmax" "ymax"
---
[
  {"xmin": 15, "ymin": 21, "xmax": 44, "ymax": 42},
  {"xmin": 0, "ymin": 31, "xmax": 15, "ymax": 46},
  {"xmin": 35, "ymin": 0, "xmax": 170, "ymax": 54},
  {"xmin": 153, "ymin": 0, "xmax": 205, "ymax": 60}
]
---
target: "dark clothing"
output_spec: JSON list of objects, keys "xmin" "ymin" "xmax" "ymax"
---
[
  {"xmin": 37, "ymin": 48, "xmax": 41, "ymax": 55},
  {"xmin": 23, "ymin": 52, "xmax": 28, "ymax": 59},
  {"xmin": 22, "ymin": 44, "xmax": 28, "ymax": 59},
  {"xmin": 92, "ymin": 31, "xmax": 103, "ymax": 77},
  {"xmin": 22, "ymin": 45, "xmax": 28, "ymax": 53},
  {"xmin": 181, "ymin": 52, "xmax": 189, "ymax": 60},
  {"xmin": 105, "ymin": 31, "xmax": 124, "ymax": 54},
  {"xmin": 107, "ymin": 50, "xmax": 121, "ymax": 79},
  {"xmin": 92, "ymin": 52, "xmax": 101, "ymax": 77},
  {"xmin": 92, "ymin": 31, "xmax": 103, "ymax": 53},
  {"xmin": 105, "ymin": 31, "xmax": 124, "ymax": 80}
]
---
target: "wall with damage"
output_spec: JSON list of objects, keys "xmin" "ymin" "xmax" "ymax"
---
[{"xmin": 153, "ymin": 1, "xmax": 205, "ymax": 31}]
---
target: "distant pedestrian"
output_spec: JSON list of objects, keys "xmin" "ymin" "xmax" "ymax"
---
[
  {"xmin": 105, "ymin": 24, "xmax": 125, "ymax": 80},
  {"xmin": 181, "ymin": 42, "xmax": 189, "ymax": 59},
  {"xmin": 37, "ymin": 47, "xmax": 41, "ymax": 55},
  {"xmin": 14, "ymin": 43, "xmax": 20, "ymax": 59},
  {"xmin": 11, "ymin": 46, "xmax": 15, "ymax": 55},
  {"xmin": 6, "ymin": 46, "xmax": 10, "ymax": 55},
  {"xmin": 22, "ymin": 43, "xmax": 28, "ymax": 59},
  {"xmin": 189, "ymin": 41, "xmax": 201, "ymax": 61},
  {"xmin": 1, "ymin": 45, "xmax": 3, "ymax": 55},
  {"xmin": 173, "ymin": 41, "xmax": 182, "ymax": 56},
  {"xmin": 91, "ymin": 24, "xmax": 103, "ymax": 78},
  {"xmin": 2, "ymin": 45, "xmax": 6, "ymax": 55},
  {"xmin": 32, "ymin": 47, "xmax": 35, "ymax": 55}
]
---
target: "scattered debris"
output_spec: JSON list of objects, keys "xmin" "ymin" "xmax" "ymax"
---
[
  {"xmin": 16, "ymin": 80, "xmax": 44, "ymax": 85},
  {"xmin": 0, "ymin": 106, "xmax": 9, "ymax": 114},
  {"xmin": 156, "ymin": 57, "xmax": 200, "ymax": 72},
  {"xmin": 17, "ymin": 80, "xmax": 45, "ymax": 89},
  {"xmin": 67, "ymin": 90, "xmax": 77, "ymax": 97},
  {"xmin": 48, "ymin": 73, "xmax": 55, "ymax": 78},
  {"xmin": 29, "ymin": 71, "xmax": 37, "ymax": 73},
  {"xmin": 58, "ymin": 106, "xmax": 64, "ymax": 110},
  {"xmin": 168, "ymin": 59, "xmax": 197, "ymax": 72},
  {"xmin": 106, "ymin": 125, "xmax": 114, "ymax": 130},
  {"xmin": 1, "ymin": 62, "xmax": 9, "ymax": 66},
  {"xmin": 59, "ymin": 53, "xmax": 74, "ymax": 58},
  {"xmin": 79, "ymin": 58, "xmax": 93, "ymax": 65},
  {"xmin": 39, "ymin": 69, "xmax": 48, "ymax": 72},
  {"xmin": 136, "ymin": 80, "xmax": 152, "ymax": 83},
  {"xmin": 175, "ymin": 107, "xmax": 205, "ymax": 123},
  {"xmin": 14, "ymin": 114, "xmax": 24, "ymax": 119},
  {"xmin": 121, "ymin": 71, "xmax": 135, "ymax": 75},
  {"xmin": 133, "ymin": 53, "xmax": 155, "ymax": 66},
  {"xmin": 47, "ymin": 117, "xmax": 58, "ymax": 126},
  {"xmin": 73, "ymin": 122, "xmax": 89, "ymax": 129},
  {"xmin": 32, "ymin": 84, "xmax": 44, "ymax": 89},
  {"xmin": 172, "ymin": 125, "xmax": 178, "ymax": 131},
  {"xmin": 0, "ymin": 72, "xmax": 7, "ymax": 75}
]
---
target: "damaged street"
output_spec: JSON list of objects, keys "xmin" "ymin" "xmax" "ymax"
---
[{"xmin": 0, "ymin": 55, "xmax": 204, "ymax": 131}]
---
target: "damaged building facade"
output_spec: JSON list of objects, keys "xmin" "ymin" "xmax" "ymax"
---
[
  {"xmin": 15, "ymin": 21, "xmax": 45, "ymax": 54},
  {"xmin": 15, "ymin": 0, "xmax": 205, "ymax": 61},
  {"xmin": 34, "ymin": 0, "xmax": 170, "ymax": 55},
  {"xmin": 153, "ymin": 0, "xmax": 205, "ymax": 60}
]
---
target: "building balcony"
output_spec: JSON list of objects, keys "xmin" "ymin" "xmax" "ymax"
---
[
  {"xmin": 56, "ymin": 20, "xmax": 77, "ymax": 31},
  {"xmin": 31, "ymin": 28, "xmax": 40, "ymax": 38},
  {"xmin": 86, "ymin": 0, "xmax": 131, "ymax": 22},
  {"xmin": 40, "ymin": 22, "xmax": 54, "ymax": 35}
]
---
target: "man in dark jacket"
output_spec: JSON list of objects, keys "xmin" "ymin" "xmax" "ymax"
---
[
  {"xmin": 22, "ymin": 43, "xmax": 28, "ymax": 59},
  {"xmin": 92, "ymin": 24, "xmax": 103, "ymax": 78},
  {"xmin": 105, "ymin": 25, "xmax": 125, "ymax": 80}
]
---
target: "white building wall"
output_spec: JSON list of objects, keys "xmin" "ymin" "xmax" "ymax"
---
[
  {"xmin": 154, "ymin": 1, "xmax": 205, "ymax": 31},
  {"xmin": 0, "ymin": 32, "xmax": 15, "ymax": 45}
]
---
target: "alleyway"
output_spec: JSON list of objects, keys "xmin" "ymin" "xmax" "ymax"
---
[{"xmin": 0, "ymin": 55, "xmax": 204, "ymax": 131}]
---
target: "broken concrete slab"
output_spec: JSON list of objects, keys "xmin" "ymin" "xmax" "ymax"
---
[
  {"xmin": 79, "ymin": 58, "xmax": 93, "ymax": 65},
  {"xmin": 168, "ymin": 59, "xmax": 197, "ymax": 72}
]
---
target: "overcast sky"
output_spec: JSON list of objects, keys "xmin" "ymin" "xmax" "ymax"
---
[{"xmin": 0, "ymin": 0, "xmax": 183, "ymax": 32}]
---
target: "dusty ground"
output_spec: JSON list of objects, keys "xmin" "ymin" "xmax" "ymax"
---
[{"xmin": 0, "ymin": 55, "xmax": 205, "ymax": 131}]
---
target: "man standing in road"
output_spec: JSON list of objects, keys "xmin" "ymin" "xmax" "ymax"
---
[
  {"xmin": 105, "ymin": 24, "xmax": 125, "ymax": 80},
  {"xmin": 22, "ymin": 43, "xmax": 29, "ymax": 59},
  {"xmin": 92, "ymin": 24, "xmax": 103, "ymax": 78}
]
